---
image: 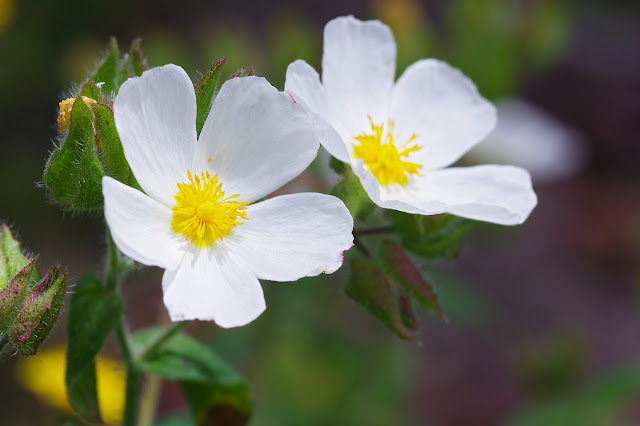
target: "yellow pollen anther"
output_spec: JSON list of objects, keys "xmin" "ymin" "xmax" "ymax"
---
[
  {"xmin": 353, "ymin": 117, "xmax": 422, "ymax": 186},
  {"xmin": 57, "ymin": 96, "xmax": 97, "ymax": 132},
  {"xmin": 171, "ymin": 171, "xmax": 248, "ymax": 248}
]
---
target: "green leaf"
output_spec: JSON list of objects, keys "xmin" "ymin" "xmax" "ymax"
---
[
  {"xmin": 345, "ymin": 258, "xmax": 415, "ymax": 341},
  {"xmin": 92, "ymin": 103, "xmax": 129, "ymax": 183},
  {"xmin": 331, "ymin": 171, "xmax": 375, "ymax": 221},
  {"xmin": 392, "ymin": 212, "xmax": 478, "ymax": 258},
  {"xmin": 66, "ymin": 275, "xmax": 122, "ymax": 422},
  {"xmin": 92, "ymin": 38, "xmax": 120, "ymax": 96},
  {"xmin": 194, "ymin": 58, "xmax": 226, "ymax": 136},
  {"xmin": 129, "ymin": 38, "xmax": 148, "ymax": 77},
  {"xmin": 329, "ymin": 156, "xmax": 349, "ymax": 176},
  {"xmin": 44, "ymin": 96, "xmax": 105, "ymax": 210},
  {"xmin": 379, "ymin": 239, "xmax": 444, "ymax": 319},
  {"xmin": 133, "ymin": 328, "xmax": 252, "ymax": 425},
  {"xmin": 508, "ymin": 364, "xmax": 640, "ymax": 426}
]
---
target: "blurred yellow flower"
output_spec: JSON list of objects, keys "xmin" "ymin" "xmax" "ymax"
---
[
  {"xmin": 0, "ymin": 0, "xmax": 14, "ymax": 32},
  {"xmin": 15, "ymin": 346, "xmax": 125, "ymax": 424}
]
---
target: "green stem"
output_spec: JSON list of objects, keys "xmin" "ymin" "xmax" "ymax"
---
[
  {"xmin": 116, "ymin": 319, "xmax": 141, "ymax": 426},
  {"xmin": 353, "ymin": 225, "xmax": 393, "ymax": 236},
  {"xmin": 138, "ymin": 321, "xmax": 188, "ymax": 361},
  {"xmin": 105, "ymin": 229, "xmax": 140, "ymax": 426},
  {"xmin": 138, "ymin": 375, "xmax": 163, "ymax": 426}
]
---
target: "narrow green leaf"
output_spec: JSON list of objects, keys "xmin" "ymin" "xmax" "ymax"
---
[
  {"xmin": 44, "ymin": 96, "xmax": 105, "ymax": 210},
  {"xmin": 379, "ymin": 239, "xmax": 444, "ymax": 318},
  {"xmin": 397, "ymin": 291, "xmax": 419, "ymax": 331},
  {"xmin": 66, "ymin": 275, "xmax": 122, "ymax": 422},
  {"xmin": 92, "ymin": 103, "xmax": 129, "ymax": 183},
  {"xmin": 392, "ymin": 212, "xmax": 478, "ymax": 258},
  {"xmin": 129, "ymin": 38, "xmax": 148, "ymax": 77},
  {"xmin": 345, "ymin": 258, "xmax": 415, "ymax": 341},
  {"xmin": 92, "ymin": 38, "xmax": 120, "ymax": 96},
  {"xmin": 133, "ymin": 328, "xmax": 252, "ymax": 424},
  {"xmin": 331, "ymin": 171, "xmax": 375, "ymax": 221},
  {"xmin": 195, "ymin": 58, "xmax": 226, "ymax": 136}
]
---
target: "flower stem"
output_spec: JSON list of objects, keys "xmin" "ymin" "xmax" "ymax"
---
[
  {"xmin": 105, "ymin": 229, "xmax": 140, "ymax": 426},
  {"xmin": 353, "ymin": 225, "xmax": 393, "ymax": 236},
  {"xmin": 138, "ymin": 321, "xmax": 188, "ymax": 360},
  {"xmin": 116, "ymin": 319, "xmax": 141, "ymax": 426},
  {"xmin": 138, "ymin": 375, "xmax": 163, "ymax": 426}
]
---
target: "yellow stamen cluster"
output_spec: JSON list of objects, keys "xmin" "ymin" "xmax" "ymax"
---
[
  {"xmin": 57, "ymin": 96, "xmax": 97, "ymax": 132},
  {"xmin": 353, "ymin": 117, "xmax": 422, "ymax": 186},
  {"xmin": 171, "ymin": 171, "xmax": 249, "ymax": 248}
]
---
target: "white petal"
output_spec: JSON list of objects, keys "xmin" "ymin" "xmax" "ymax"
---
[
  {"xmin": 193, "ymin": 76, "xmax": 319, "ymax": 202},
  {"xmin": 102, "ymin": 177, "xmax": 184, "ymax": 269},
  {"xmin": 467, "ymin": 99, "xmax": 587, "ymax": 182},
  {"xmin": 162, "ymin": 245, "xmax": 266, "ymax": 328},
  {"xmin": 390, "ymin": 59, "xmax": 497, "ymax": 171},
  {"xmin": 114, "ymin": 64, "xmax": 197, "ymax": 206},
  {"xmin": 285, "ymin": 60, "xmax": 350, "ymax": 162},
  {"xmin": 224, "ymin": 193, "xmax": 354, "ymax": 281},
  {"xmin": 353, "ymin": 162, "xmax": 536, "ymax": 225},
  {"xmin": 322, "ymin": 15, "xmax": 396, "ymax": 141}
]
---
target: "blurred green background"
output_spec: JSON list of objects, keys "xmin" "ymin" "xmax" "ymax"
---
[{"xmin": 1, "ymin": 0, "xmax": 640, "ymax": 424}]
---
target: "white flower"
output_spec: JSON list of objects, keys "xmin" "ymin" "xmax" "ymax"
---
[
  {"xmin": 103, "ymin": 65, "xmax": 354, "ymax": 328},
  {"xmin": 285, "ymin": 15, "xmax": 537, "ymax": 225},
  {"xmin": 467, "ymin": 99, "xmax": 587, "ymax": 183}
]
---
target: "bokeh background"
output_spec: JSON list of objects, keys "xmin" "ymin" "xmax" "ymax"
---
[{"xmin": 1, "ymin": 0, "xmax": 640, "ymax": 424}]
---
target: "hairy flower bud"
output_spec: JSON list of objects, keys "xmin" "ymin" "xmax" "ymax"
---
[
  {"xmin": 11, "ymin": 266, "xmax": 67, "ymax": 355},
  {"xmin": 0, "ymin": 224, "xmax": 68, "ymax": 356},
  {"xmin": 57, "ymin": 96, "xmax": 97, "ymax": 132}
]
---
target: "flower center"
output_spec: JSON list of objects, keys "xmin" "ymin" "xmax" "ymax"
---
[
  {"xmin": 171, "ymin": 171, "xmax": 248, "ymax": 248},
  {"xmin": 352, "ymin": 117, "xmax": 422, "ymax": 186}
]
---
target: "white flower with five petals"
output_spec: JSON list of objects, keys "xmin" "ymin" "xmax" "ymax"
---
[
  {"xmin": 103, "ymin": 65, "xmax": 354, "ymax": 328},
  {"xmin": 285, "ymin": 16, "xmax": 537, "ymax": 225}
]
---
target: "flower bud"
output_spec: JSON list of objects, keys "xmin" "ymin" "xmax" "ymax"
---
[
  {"xmin": 0, "ymin": 224, "xmax": 68, "ymax": 356},
  {"xmin": 57, "ymin": 96, "xmax": 97, "ymax": 133},
  {"xmin": 11, "ymin": 266, "xmax": 67, "ymax": 355}
]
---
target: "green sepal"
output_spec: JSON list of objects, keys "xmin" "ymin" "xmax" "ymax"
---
[
  {"xmin": 92, "ymin": 103, "xmax": 129, "ymax": 183},
  {"xmin": 331, "ymin": 171, "xmax": 375, "ymax": 221},
  {"xmin": 92, "ymin": 37, "xmax": 120, "ymax": 96},
  {"xmin": 66, "ymin": 276, "xmax": 122, "ymax": 422},
  {"xmin": 129, "ymin": 38, "xmax": 148, "ymax": 77},
  {"xmin": 11, "ymin": 266, "xmax": 67, "ymax": 355},
  {"xmin": 195, "ymin": 58, "xmax": 226, "ymax": 136},
  {"xmin": 390, "ymin": 211, "xmax": 478, "ymax": 258},
  {"xmin": 78, "ymin": 80, "xmax": 110, "ymax": 105},
  {"xmin": 345, "ymin": 257, "xmax": 416, "ymax": 341},
  {"xmin": 44, "ymin": 96, "xmax": 105, "ymax": 210},
  {"xmin": 0, "ymin": 259, "xmax": 39, "ymax": 333},
  {"xmin": 134, "ymin": 328, "xmax": 253, "ymax": 425},
  {"xmin": 0, "ymin": 224, "xmax": 30, "ymax": 290},
  {"xmin": 379, "ymin": 239, "xmax": 445, "ymax": 319}
]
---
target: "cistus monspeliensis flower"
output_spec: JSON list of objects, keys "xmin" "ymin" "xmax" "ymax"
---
[
  {"xmin": 102, "ymin": 65, "xmax": 354, "ymax": 328},
  {"xmin": 285, "ymin": 15, "xmax": 537, "ymax": 225}
]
